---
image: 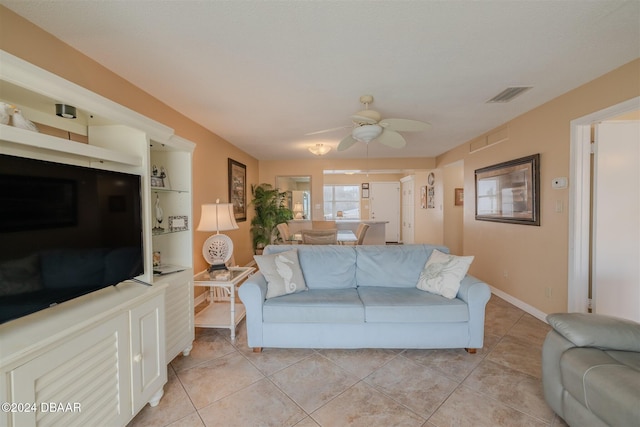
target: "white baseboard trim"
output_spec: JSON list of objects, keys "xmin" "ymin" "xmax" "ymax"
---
[{"xmin": 490, "ymin": 286, "xmax": 549, "ymax": 324}]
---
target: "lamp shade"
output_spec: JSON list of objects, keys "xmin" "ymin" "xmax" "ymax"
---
[
  {"xmin": 308, "ymin": 143, "xmax": 331, "ymax": 156},
  {"xmin": 197, "ymin": 201, "xmax": 239, "ymax": 233}
]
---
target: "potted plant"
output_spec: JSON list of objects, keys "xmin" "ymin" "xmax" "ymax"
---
[{"xmin": 250, "ymin": 183, "xmax": 293, "ymax": 253}]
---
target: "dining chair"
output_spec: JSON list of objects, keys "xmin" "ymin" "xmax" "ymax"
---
[
  {"xmin": 312, "ymin": 220, "xmax": 336, "ymax": 230},
  {"xmin": 342, "ymin": 223, "xmax": 370, "ymax": 245},
  {"xmin": 301, "ymin": 229, "xmax": 338, "ymax": 245},
  {"xmin": 276, "ymin": 222, "xmax": 292, "ymax": 243}
]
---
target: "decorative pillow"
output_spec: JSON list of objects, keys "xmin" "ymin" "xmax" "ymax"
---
[
  {"xmin": 416, "ymin": 249, "xmax": 474, "ymax": 299},
  {"xmin": 254, "ymin": 249, "xmax": 307, "ymax": 299}
]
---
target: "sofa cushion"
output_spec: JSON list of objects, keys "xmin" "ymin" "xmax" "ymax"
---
[
  {"xmin": 357, "ymin": 286, "xmax": 469, "ymax": 323},
  {"xmin": 355, "ymin": 245, "xmax": 449, "ymax": 288},
  {"xmin": 416, "ymin": 249, "xmax": 474, "ymax": 299},
  {"xmin": 254, "ymin": 249, "xmax": 308, "ymax": 299},
  {"xmin": 560, "ymin": 347, "xmax": 640, "ymax": 427},
  {"xmin": 263, "ymin": 245, "xmax": 357, "ymax": 289},
  {"xmin": 263, "ymin": 288, "xmax": 364, "ymax": 323}
]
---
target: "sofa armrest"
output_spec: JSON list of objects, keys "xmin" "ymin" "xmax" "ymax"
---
[
  {"xmin": 457, "ymin": 275, "xmax": 491, "ymax": 305},
  {"xmin": 238, "ymin": 272, "xmax": 268, "ymax": 348},
  {"xmin": 547, "ymin": 313, "xmax": 640, "ymax": 352},
  {"xmin": 457, "ymin": 275, "xmax": 491, "ymax": 349}
]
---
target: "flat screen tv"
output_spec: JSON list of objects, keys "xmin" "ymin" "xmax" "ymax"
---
[{"xmin": 0, "ymin": 154, "xmax": 144, "ymax": 324}]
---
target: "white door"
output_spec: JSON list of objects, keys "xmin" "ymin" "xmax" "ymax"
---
[
  {"xmin": 593, "ymin": 121, "xmax": 640, "ymax": 321},
  {"xmin": 370, "ymin": 182, "xmax": 401, "ymax": 242},
  {"xmin": 401, "ymin": 178, "xmax": 414, "ymax": 244}
]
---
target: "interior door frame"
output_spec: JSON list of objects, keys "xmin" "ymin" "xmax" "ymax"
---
[{"xmin": 568, "ymin": 96, "xmax": 640, "ymax": 313}]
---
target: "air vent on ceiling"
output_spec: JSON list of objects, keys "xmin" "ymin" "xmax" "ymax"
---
[{"xmin": 486, "ymin": 86, "xmax": 532, "ymax": 103}]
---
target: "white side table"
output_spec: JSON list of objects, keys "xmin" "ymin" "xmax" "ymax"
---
[{"xmin": 193, "ymin": 267, "xmax": 254, "ymax": 341}]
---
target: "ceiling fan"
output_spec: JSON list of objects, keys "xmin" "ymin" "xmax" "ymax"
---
[{"xmin": 308, "ymin": 95, "xmax": 431, "ymax": 151}]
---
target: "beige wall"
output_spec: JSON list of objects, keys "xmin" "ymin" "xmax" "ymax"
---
[
  {"xmin": 0, "ymin": 6, "xmax": 259, "ymax": 272},
  {"xmin": 436, "ymin": 58, "xmax": 640, "ymax": 315}
]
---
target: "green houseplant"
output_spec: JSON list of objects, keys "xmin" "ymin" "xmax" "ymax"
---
[{"xmin": 250, "ymin": 183, "xmax": 293, "ymax": 253}]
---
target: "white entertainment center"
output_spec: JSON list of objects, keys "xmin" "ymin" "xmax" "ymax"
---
[{"xmin": 0, "ymin": 50, "xmax": 195, "ymax": 426}]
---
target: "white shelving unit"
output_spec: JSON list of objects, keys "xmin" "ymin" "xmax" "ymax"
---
[{"xmin": 0, "ymin": 50, "xmax": 195, "ymax": 425}]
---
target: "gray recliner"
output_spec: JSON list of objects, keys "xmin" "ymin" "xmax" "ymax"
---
[{"xmin": 542, "ymin": 313, "xmax": 640, "ymax": 427}]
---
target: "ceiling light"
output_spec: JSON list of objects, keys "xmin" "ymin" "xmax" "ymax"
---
[
  {"xmin": 55, "ymin": 103, "xmax": 77, "ymax": 119},
  {"xmin": 352, "ymin": 124, "xmax": 382, "ymax": 143},
  {"xmin": 308, "ymin": 143, "xmax": 331, "ymax": 156}
]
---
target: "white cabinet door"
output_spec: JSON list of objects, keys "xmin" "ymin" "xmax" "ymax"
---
[
  {"xmin": 10, "ymin": 314, "xmax": 131, "ymax": 427},
  {"xmin": 130, "ymin": 293, "xmax": 167, "ymax": 414},
  {"xmin": 162, "ymin": 270, "xmax": 194, "ymax": 361}
]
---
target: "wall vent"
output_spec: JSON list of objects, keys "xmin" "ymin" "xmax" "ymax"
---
[{"xmin": 486, "ymin": 87, "xmax": 532, "ymax": 103}]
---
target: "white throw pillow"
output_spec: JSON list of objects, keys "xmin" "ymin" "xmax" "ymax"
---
[
  {"xmin": 416, "ymin": 249, "xmax": 474, "ymax": 299},
  {"xmin": 254, "ymin": 249, "xmax": 307, "ymax": 299}
]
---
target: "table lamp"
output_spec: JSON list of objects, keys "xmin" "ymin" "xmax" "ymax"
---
[
  {"xmin": 197, "ymin": 199, "xmax": 239, "ymax": 272},
  {"xmin": 293, "ymin": 202, "xmax": 304, "ymax": 219}
]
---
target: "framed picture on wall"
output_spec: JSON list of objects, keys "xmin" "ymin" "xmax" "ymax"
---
[
  {"xmin": 455, "ymin": 188, "xmax": 464, "ymax": 206},
  {"xmin": 475, "ymin": 153, "xmax": 540, "ymax": 225},
  {"xmin": 420, "ymin": 186, "xmax": 427, "ymax": 209},
  {"xmin": 228, "ymin": 158, "xmax": 247, "ymax": 222}
]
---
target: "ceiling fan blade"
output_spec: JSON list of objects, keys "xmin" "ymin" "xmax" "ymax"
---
[
  {"xmin": 305, "ymin": 125, "xmax": 351, "ymax": 136},
  {"xmin": 379, "ymin": 118, "xmax": 431, "ymax": 132},
  {"xmin": 377, "ymin": 129, "xmax": 406, "ymax": 148},
  {"xmin": 337, "ymin": 135, "xmax": 358, "ymax": 151}
]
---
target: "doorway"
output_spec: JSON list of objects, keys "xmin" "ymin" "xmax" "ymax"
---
[
  {"xmin": 370, "ymin": 181, "xmax": 401, "ymax": 242},
  {"xmin": 568, "ymin": 97, "xmax": 640, "ymax": 320}
]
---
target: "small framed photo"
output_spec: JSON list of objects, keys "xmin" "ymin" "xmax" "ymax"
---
[
  {"xmin": 168, "ymin": 215, "xmax": 188, "ymax": 232},
  {"xmin": 455, "ymin": 188, "xmax": 464, "ymax": 206},
  {"xmin": 150, "ymin": 164, "xmax": 170, "ymax": 189}
]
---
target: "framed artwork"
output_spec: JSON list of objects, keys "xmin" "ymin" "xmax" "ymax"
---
[
  {"xmin": 228, "ymin": 158, "xmax": 247, "ymax": 222},
  {"xmin": 168, "ymin": 215, "xmax": 189, "ymax": 232},
  {"xmin": 420, "ymin": 186, "xmax": 427, "ymax": 209},
  {"xmin": 475, "ymin": 153, "xmax": 540, "ymax": 225},
  {"xmin": 454, "ymin": 188, "xmax": 464, "ymax": 206},
  {"xmin": 427, "ymin": 187, "xmax": 435, "ymax": 209},
  {"xmin": 361, "ymin": 182, "xmax": 369, "ymax": 198},
  {"xmin": 150, "ymin": 164, "xmax": 170, "ymax": 189}
]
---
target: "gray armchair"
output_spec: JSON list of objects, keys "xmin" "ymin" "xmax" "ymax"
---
[{"xmin": 542, "ymin": 313, "xmax": 640, "ymax": 427}]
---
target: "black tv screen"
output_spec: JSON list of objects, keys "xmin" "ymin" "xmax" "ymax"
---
[{"xmin": 0, "ymin": 154, "xmax": 144, "ymax": 323}]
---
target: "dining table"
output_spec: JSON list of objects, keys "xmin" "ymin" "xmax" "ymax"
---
[{"xmin": 290, "ymin": 229, "xmax": 357, "ymax": 244}]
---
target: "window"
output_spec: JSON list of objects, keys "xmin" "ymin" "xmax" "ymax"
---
[{"xmin": 323, "ymin": 185, "xmax": 360, "ymax": 220}]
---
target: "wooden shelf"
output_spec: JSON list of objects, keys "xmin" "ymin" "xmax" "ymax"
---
[{"xmin": 0, "ymin": 124, "xmax": 141, "ymax": 166}]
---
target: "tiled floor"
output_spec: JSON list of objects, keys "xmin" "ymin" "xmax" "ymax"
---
[{"xmin": 129, "ymin": 295, "xmax": 569, "ymax": 427}]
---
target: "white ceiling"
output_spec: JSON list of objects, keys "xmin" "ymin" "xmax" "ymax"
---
[{"xmin": 2, "ymin": 1, "xmax": 639, "ymax": 160}]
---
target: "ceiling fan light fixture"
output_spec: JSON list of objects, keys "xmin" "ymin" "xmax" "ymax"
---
[
  {"xmin": 308, "ymin": 143, "xmax": 331, "ymax": 156},
  {"xmin": 352, "ymin": 124, "xmax": 382, "ymax": 143}
]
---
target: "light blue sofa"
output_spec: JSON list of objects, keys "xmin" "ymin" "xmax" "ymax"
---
[{"xmin": 239, "ymin": 244, "xmax": 491, "ymax": 352}]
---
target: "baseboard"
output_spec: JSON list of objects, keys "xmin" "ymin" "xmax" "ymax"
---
[{"xmin": 489, "ymin": 286, "xmax": 549, "ymax": 324}]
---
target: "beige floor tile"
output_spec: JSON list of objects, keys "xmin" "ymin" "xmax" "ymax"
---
[
  {"xmin": 317, "ymin": 348, "xmax": 400, "ymax": 379},
  {"xmin": 293, "ymin": 417, "xmax": 321, "ymax": 427},
  {"xmin": 364, "ymin": 356, "xmax": 458, "ymax": 418},
  {"xmin": 241, "ymin": 346, "xmax": 317, "ymax": 376},
  {"xmin": 428, "ymin": 386, "xmax": 548, "ymax": 427},
  {"xmin": 170, "ymin": 328, "xmax": 237, "ymax": 372},
  {"xmin": 198, "ymin": 378, "xmax": 306, "ymax": 427},
  {"xmin": 487, "ymin": 335, "xmax": 543, "ymax": 379},
  {"xmin": 177, "ymin": 352, "xmax": 264, "ymax": 409},
  {"xmin": 311, "ymin": 381, "xmax": 425, "ymax": 427},
  {"xmin": 127, "ymin": 368, "xmax": 196, "ymax": 427},
  {"xmin": 463, "ymin": 359, "xmax": 554, "ymax": 423},
  {"xmin": 166, "ymin": 412, "xmax": 205, "ymax": 427},
  {"xmin": 484, "ymin": 301, "xmax": 525, "ymax": 337},
  {"xmin": 269, "ymin": 353, "xmax": 360, "ymax": 413},
  {"xmin": 402, "ymin": 348, "xmax": 484, "ymax": 382},
  {"xmin": 508, "ymin": 313, "xmax": 551, "ymax": 347}
]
